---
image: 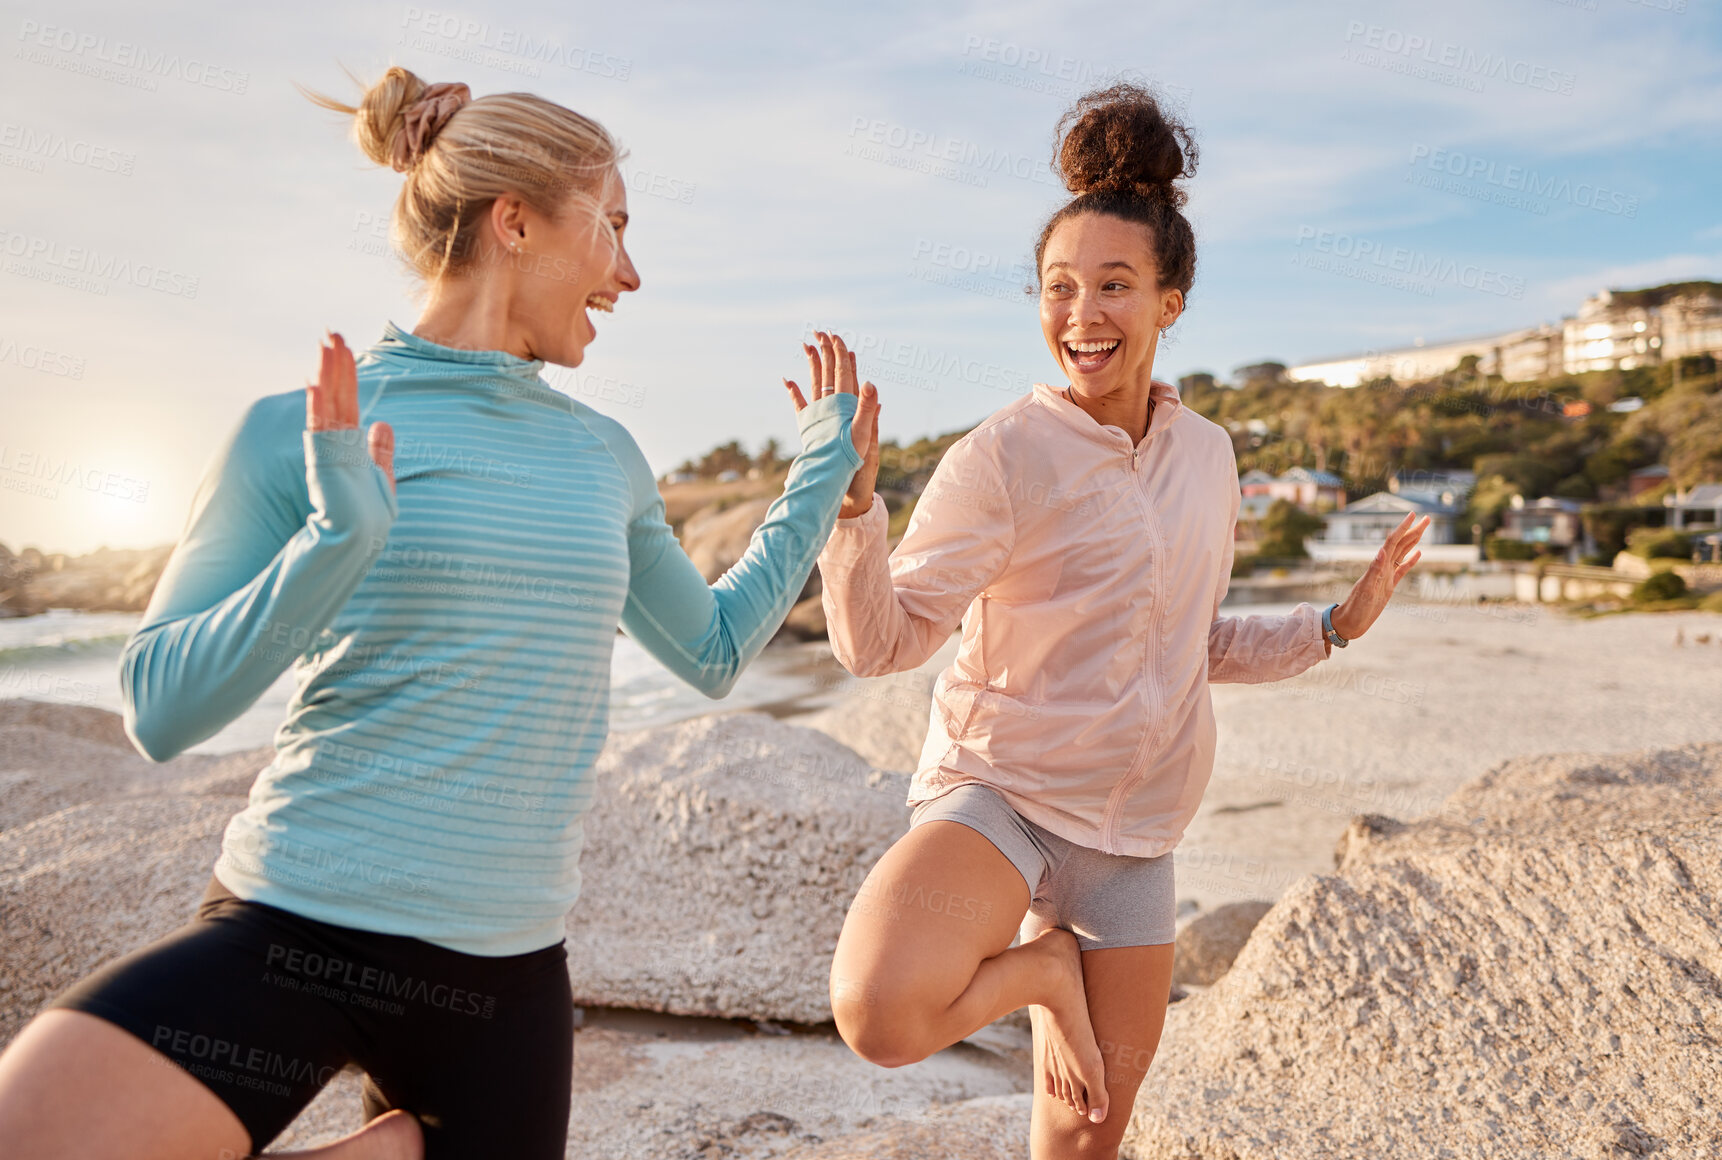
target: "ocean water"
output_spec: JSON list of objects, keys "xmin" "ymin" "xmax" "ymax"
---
[{"xmin": 0, "ymin": 610, "xmax": 845, "ymax": 755}]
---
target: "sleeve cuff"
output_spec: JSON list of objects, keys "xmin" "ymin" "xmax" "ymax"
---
[
  {"xmin": 794, "ymin": 392, "xmax": 864, "ymax": 469},
  {"xmin": 1305, "ymin": 602, "xmax": 1331, "ymax": 660}
]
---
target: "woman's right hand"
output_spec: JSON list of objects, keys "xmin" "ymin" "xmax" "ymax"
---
[
  {"xmin": 307, "ymin": 331, "xmax": 395, "ymax": 492},
  {"xmin": 784, "ymin": 330, "xmax": 879, "ymax": 518}
]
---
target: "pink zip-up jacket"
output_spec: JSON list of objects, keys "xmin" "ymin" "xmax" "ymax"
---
[{"xmin": 816, "ymin": 378, "xmax": 1332, "ymax": 858}]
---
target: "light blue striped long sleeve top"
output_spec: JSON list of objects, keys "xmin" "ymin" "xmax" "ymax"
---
[{"xmin": 120, "ymin": 322, "xmax": 861, "ymax": 955}]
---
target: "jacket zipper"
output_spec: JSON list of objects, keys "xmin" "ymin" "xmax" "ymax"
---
[{"xmin": 1098, "ymin": 440, "xmax": 1165, "ymax": 852}]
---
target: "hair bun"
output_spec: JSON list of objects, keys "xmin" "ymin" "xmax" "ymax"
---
[
  {"xmin": 1053, "ymin": 82, "xmax": 1197, "ymax": 208},
  {"xmin": 348, "ymin": 65, "xmax": 433, "ymax": 170}
]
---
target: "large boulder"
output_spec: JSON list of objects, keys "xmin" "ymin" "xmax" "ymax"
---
[
  {"xmin": 0, "ymin": 796, "xmax": 238, "ymax": 1043},
  {"xmin": 0, "ymin": 544, "xmax": 171, "ymax": 613},
  {"xmin": 565, "ymin": 712, "xmax": 913, "ymax": 1023},
  {"xmin": 271, "ymin": 1020, "xmax": 1031, "ymax": 1159},
  {"xmin": 0, "ymin": 542, "xmax": 34, "ymax": 617},
  {"xmin": 787, "ymin": 633, "xmax": 959, "ymax": 775},
  {"xmin": 1171, "ymin": 900, "xmax": 1274, "ymax": 987},
  {"xmin": 679, "ymin": 497, "xmax": 777, "ymax": 582},
  {"xmin": 1122, "ymin": 741, "xmax": 1722, "ymax": 1160},
  {"xmin": 776, "ymin": 592, "xmax": 829, "ymax": 642},
  {"xmin": 780, "ymin": 1093, "xmax": 1031, "ymax": 1159},
  {"xmin": 0, "ymin": 701, "xmax": 272, "ymax": 1042}
]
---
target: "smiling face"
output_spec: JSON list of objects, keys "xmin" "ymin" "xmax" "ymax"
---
[
  {"xmin": 1039, "ymin": 212, "xmax": 1183, "ymax": 398},
  {"xmin": 491, "ymin": 166, "xmax": 640, "ymax": 367}
]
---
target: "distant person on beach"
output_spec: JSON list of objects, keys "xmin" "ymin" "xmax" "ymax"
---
[
  {"xmin": 816, "ymin": 83, "xmax": 1429, "ymax": 1159},
  {"xmin": 0, "ymin": 68, "xmax": 877, "ymax": 1160}
]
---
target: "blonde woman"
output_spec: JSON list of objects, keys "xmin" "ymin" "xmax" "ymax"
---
[
  {"xmin": 815, "ymin": 84, "xmax": 1427, "ymax": 1160},
  {"xmin": 0, "ymin": 70, "xmax": 878, "ymax": 1160}
]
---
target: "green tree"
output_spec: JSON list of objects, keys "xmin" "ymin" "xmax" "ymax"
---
[{"xmin": 1257, "ymin": 499, "xmax": 1326, "ymax": 558}]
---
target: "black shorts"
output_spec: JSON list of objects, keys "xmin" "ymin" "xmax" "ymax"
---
[{"xmin": 46, "ymin": 874, "xmax": 574, "ymax": 1159}]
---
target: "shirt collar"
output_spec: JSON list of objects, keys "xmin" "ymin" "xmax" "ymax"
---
[
  {"xmin": 1031, "ymin": 379, "xmax": 1183, "ymax": 450},
  {"xmin": 364, "ymin": 321, "xmax": 553, "ymax": 390}
]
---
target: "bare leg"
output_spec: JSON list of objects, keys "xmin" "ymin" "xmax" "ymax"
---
[
  {"xmin": 1030, "ymin": 943, "xmax": 1176, "ymax": 1160},
  {"xmin": 830, "ymin": 820, "xmax": 1108, "ymax": 1114},
  {"xmin": 0, "ymin": 1010, "xmax": 420, "ymax": 1160}
]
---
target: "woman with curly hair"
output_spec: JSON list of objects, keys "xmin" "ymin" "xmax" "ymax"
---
[{"xmin": 819, "ymin": 83, "xmax": 1426, "ymax": 1159}]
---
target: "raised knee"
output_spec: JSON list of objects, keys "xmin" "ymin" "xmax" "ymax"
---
[{"xmin": 833, "ymin": 1007, "xmax": 931, "ymax": 1069}]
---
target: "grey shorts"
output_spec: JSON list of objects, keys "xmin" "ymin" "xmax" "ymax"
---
[{"xmin": 909, "ymin": 782, "xmax": 1176, "ymax": 950}]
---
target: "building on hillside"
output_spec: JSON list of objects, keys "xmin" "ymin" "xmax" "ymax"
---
[
  {"xmin": 1627, "ymin": 465, "xmax": 1669, "ymax": 500},
  {"xmin": 1236, "ymin": 492, "xmax": 1276, "ymax": 541},
  {"xmin": 1567, "ymin": 287, "xmax": 1722, "ymax": 374},
  {"xmin": 1498, "ymin": 496, "xmax": 1587, "ymax": 560},
  {"xmin": 1289, "ymin": 326, "xmax": 1560, "ymax": 388},
  {"xmin": 1321, "ymin": 490, "xmax": 1461, "ymax": 547},
  {"xmin": 1388, "ymin": 469, "xmax": 1475, "ymax": 506},
  {"xmin": 1661, "ymin": 292, "xmax": 1722, "ymax": 362},
  {"xmin": 1671, "ymin": 483, "xmax": 1722, "ymax": 530},
  {"xmin": 1287, "ymin": 281, "xmax": 1722, "ymax": 387},
  {"xmin": 1240, "ymin": 467, "xmax": 1346, "ymax": 510}
]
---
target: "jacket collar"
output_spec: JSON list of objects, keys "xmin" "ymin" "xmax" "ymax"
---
[{"xmin": 1031, "ymin": 379, "xmax": 1183, "ymax": 452}]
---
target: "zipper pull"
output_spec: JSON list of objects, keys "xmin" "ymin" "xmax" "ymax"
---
[{"xmin": 1132, "ymin": 447, "xmax": 1139, "ymax": 471}]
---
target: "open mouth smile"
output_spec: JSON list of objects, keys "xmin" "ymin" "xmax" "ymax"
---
[{"xmin": 1064, "ymin": 338, "xmax": 1119, "ymax": 373}]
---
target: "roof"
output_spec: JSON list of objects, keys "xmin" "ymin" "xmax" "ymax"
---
[
  {"xmin": 1281, "ymin": 466, "xmax": 1344, "ymax": 487},
  {"xmin": 1333, "ymin": 490, "xmax": 1463, "ymax": 516},
  {"xmin": 1677, "ymin": 483, "xmax": 1722, "ymax": 507},
  {"xmin": 1238, "ymin": 469, "xmax": 1276, "ymax": 485},
  {"xmin": 1390, "ymin": 469, "xmax": 1476, "ymax": 488},
  {"xmin": 1514, "ymin": 497, "xmax": 1585, "ymax": 512}
]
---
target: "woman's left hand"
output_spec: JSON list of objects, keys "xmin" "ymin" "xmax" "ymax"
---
[{"xmin": 1331, "ymin": 512, "xmax": 1430, "ymax": 641}]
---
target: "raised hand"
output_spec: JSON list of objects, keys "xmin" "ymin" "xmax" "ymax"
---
[
  {"xmin": 306, "ymin": 331, "xmax": 395, "ymax": 492},
  {"xmin": 1331, "ymin": 512, "xmax": 1429, "ymax": 640},
  {"xmin": 783, "ymin": 330, "xmax": 880, "ymax": 518}
]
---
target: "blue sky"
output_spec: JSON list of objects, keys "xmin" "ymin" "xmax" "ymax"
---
[{"xmin": 2, "ymin": 0, "xmax": 1719, "ymax": 552}]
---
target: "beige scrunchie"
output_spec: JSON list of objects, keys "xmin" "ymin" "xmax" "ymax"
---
[{"xmin": 389, "ymin": 82, "xmax": 471, "ymax": 172}]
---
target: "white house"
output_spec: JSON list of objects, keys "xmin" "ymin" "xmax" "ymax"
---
[
  {"xmin": 1322, "ymin": 490, "xmax": 1460, "ymax": 546},
  {"xmin": 1671, "ymin": 483, "xmax": 1722, "ymax": 530}
]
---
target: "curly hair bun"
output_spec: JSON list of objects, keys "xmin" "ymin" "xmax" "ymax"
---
[{"xmin": 1053, "ymin": 83, "xmax": 1198, "ymax": 208}]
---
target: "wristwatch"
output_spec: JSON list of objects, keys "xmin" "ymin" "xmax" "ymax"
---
[{"xmin": 1322, "ymin": 603, "xmax": 1350, "ymax": 649}]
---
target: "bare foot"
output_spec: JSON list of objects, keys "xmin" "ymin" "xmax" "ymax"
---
[
  {"xmin": 296, "ymin": 1108, "xmax": 423, "ymax": 1160},
  {"xmin": 1022, "ymin": 927, "xmax": 1108, "ymax": 1124}
]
